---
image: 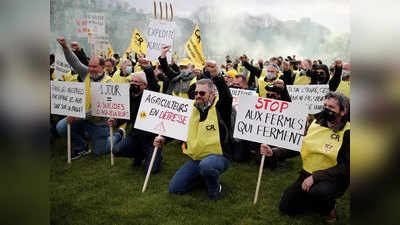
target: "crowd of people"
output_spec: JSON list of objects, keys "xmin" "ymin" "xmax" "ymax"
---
[{"xmin": 51, "ymin": 37, "xmax": 350, "ymax": 222}]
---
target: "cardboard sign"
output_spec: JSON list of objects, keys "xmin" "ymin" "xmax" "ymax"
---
[
  {"xmin": 90, "ymin": 83, "xmax": 130, "ymax": 119},
  {"xmin": 54, "ymin": 48, "xmax": 72, "ymax": 80},
  {"xmin": 287, "ymin": 85, "xmax": 330, "ymax": 114},
  {"xmin": 50, "ymin": 81, "xmax": 86, "ymax": 118},
  {"xmin": 134, "ymin": 90, "xmax": 193, "ymax": 141},
  {"xmin": 230, "ymin": 88, "xmax": 258, "ymax": 111},
  {"xmin": 146, "ymin": 19, "xmax": 176, "ymax": 62},
  {"xmin": 87, "ymin": 12, "xmax": 105, "ymax": 35},
  {"xmin": 92, "ymin": 34, "xmax": 110, "ymax": 56},
  {"xmin": 233, "ymin": 95, "xmax": 308, "ymax": 151}
]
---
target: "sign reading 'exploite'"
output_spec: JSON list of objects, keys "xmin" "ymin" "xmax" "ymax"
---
[
  {"xmin": 91, "ymin": 83, "xmax": 130, "ymax": 120},
  {"xmin": 146, "ymin": 19, "xmax": 175, "ymax": 62},
  {"xmin": 287, "ymin": 85, "xmax": 330, "ymax": 114},
  {"xmin": 233, "ymin": 95, "xmax": 308, "ymax": 152},
  {"xmin": 51, "ymin": 81, "xmax": 86, "ymax": 118},
  {"xmin": 135, "ymin": 90, "xmax": 193, "ymax": 141}
]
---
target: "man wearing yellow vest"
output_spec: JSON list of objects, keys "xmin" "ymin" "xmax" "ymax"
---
[
  {"xmin": 158, "ymin": 46, "xmax": 196, "ymax": 99},
  {"xmin": 261, "ymin": 92, "xmax": 350, "ymax": 222},
  {"xmin": 329, "ymin": 60, "xmax": 350, "ymax": 100},
  {"xmin": 55, "ymin": 37, "xmax": 112, "ymax": 159},
  {"xmin": 154, "ymin": 60, "xmax": 233, "ymax": 200}
]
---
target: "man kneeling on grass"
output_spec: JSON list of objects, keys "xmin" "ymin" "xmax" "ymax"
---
[{"xmin": 153, "ymin": 60, "xmax": 233, "ymax": 200}]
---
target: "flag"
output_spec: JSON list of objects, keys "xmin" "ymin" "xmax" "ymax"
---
[
  {"xmin": 107, "ymin": 44, "xmax": 114, "ymax": 58},
  {"xmin": 184, "ymin": 25, "xmax": 205, "ymax": 68},
  {"xmin": 130, "ymin": 28, "xmax": 147, "ymax": 55}
]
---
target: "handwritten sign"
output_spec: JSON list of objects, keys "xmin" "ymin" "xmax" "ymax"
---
[
  {"xmin": 54, "ymin": 48, "xmax": 72, "ymax": 80},
  {"xmin": 87, "ymin": 12, "xmax": 105, "ymax": 35},
  {"xmin": 233, "ymin": 95, "xmax": 307, "ymax": 151},
  {"xmin": 51, "ymin": 81, "xmax": 86, "ymax": 118},
  {"xmin": 134, "ymin": 90, "xmax": 193, "ymax": 141},
  {"xmin": 90, "ymin": 83, "xmax": 130, "ymax": 119},
  {"xmin": 230, "ymin": 88, "xmax": 258, "ymax": 110},
  {"xmin": 287, "ymin": 85, "xmax": 330, "ymax": 114},
  {"xmin": 146, "ymin": 19, "xmax": 176, "ymax": 61}
]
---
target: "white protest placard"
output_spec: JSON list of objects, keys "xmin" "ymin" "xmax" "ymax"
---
[
  {"xmin": 87, "ymin": 12, "xmax": 105, "ymax": 35},
  {"xmin": 90, "ymin": 82, "xmax": 130, "ymax": 119},
  {"xmin": 54, "ymin": 48, "xmax": 72, "ymax": 80},
  {"xmin": 287, "ymin": 85, "xmax": 330, "ymax": 114},
  {"xmin": 233, "ymin": 96, "xmax": 308, "ymax": 151},
  {"xmin": 146, "ymin": 19, "xmax": 176, "ymax": 62},
  {"xmin": 51, "ymin": 81, "xmax": 86, "ymax": 118},
  {"xmin": 134, "ymin": 90, "xmax": 193, "ymax": 141},
  {"xmin": 92, "ymin": 34, "xmax": 109, "ymax": 56},
  {"xmin": 230, "ymin": 88, "xmax": 258, "ymax": 111}
]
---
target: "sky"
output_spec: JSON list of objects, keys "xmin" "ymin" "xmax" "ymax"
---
[{"xmin": 124, "ymin": 0, "xmax": 350, "ymax": 33}]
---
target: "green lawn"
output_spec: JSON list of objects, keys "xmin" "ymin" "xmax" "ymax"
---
[{"xmin": 51, "ymin": 138, "xmax": 350, "ymax": 225}]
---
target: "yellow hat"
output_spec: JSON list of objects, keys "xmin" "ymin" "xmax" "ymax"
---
[
  {"xmin": 226, "ymin": 69, "xmax": 237, "ymax": 78},
  {"xmin": 179, "ymin": 58, "xmax": 191, "ymax": 66}
]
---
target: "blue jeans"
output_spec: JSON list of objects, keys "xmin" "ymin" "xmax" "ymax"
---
[
  {"xmin": 113, "ymin": 134, "xmax": 162, "ymax": 174},
  {"xmin": 169, "ymin": 154, "xmax": 230, "ymax": 199},
  {"xmin": 56, "ymin": 117, "xmax": 109, "ymax": 155}
]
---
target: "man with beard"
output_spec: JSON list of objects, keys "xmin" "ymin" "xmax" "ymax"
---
[
  {"xmin": 269, "ymin": 92, "xmax": 350, "ymax": 222},
  {"xmin": 158, "ymin": 45, "xmax": 196, "ymax": 99},
  {"xmin": 107, "ymin": 68, "xmax": 162, "ymax": 173},
  {"xmin": 153, "ymin": 60, "xmax": 233, "ymax": 200},
  {"xmin": 55, "ymin": 37, "xmax": 113, "ymax": 159}
]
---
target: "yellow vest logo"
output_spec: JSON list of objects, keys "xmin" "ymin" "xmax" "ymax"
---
[{"xmin": 206, "ymin": 124, "xmax": 216, "ymax": 131}]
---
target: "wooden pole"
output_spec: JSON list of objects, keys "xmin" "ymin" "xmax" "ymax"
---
[
  {"xmin": 253, "ymin": 155, "xmax": 265, "ymax": 205},
  {"xmin": 141, "ymin": 147, "xmax": 158, "ymax": 192},
  {"xmin": 110, "ymin": 127, "xmax": 114, "ymax": 166},
  {"xmin": 67, "ymin": 123, "xmax": 71, "ymax": 164}
]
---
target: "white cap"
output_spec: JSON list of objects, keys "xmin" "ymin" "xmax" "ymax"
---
[{"xmin": 133, "ymin": 71, "xmax": 147, "ymax": 84}]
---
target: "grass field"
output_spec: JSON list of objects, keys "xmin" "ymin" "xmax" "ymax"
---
[{"xmin": 51, "ymin": 138, "xmax": 350, "ymax": 225}]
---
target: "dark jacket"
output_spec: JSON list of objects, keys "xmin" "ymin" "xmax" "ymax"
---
[
  {"xmin": 242, "ymin": 61, "xmax": 261, "ymax": 88},
  {"xmin": 328, "ymin": 65, "xmax": 343, "ymax": 92},
  {"xmin": 116, "ymin": 66, "xmax": 160, "ymax": 138}
]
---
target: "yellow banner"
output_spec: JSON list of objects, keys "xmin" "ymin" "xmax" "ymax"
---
[
  {"xmin": 107, "ymin": 44, "xmax": 114, "ymax": 58},
  {"xmin": 184, "ymin": 25, "xmax": 205, "ymax": 68},
  {"xmin": 130, "ymin": 28, "xmax": 147, "ymax": 55}
]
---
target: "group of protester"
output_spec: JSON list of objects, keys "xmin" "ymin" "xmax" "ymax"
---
[{"xmin": 51, "ymin": 38, "xmax": 350, "ymax": 222}]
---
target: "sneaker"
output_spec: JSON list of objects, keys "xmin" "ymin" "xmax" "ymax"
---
[
  {"xmin": 79, "ymin": 148, "xmax": 92, "ymax": 156},
  {"xmin": 209, "ymin": 184, "xmax": 222, "ymax": 201},
  {"xmin": 325, "ymin": 205, "xmax": 337, "ymax": 223},
  {"xmin": 71, "ymin": 151, "xmax": 81, "ymax": 160}
]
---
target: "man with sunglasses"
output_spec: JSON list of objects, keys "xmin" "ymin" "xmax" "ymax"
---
[{"xmin": 154, "ymin": 60, "xmax": 233, "ymax": 200}]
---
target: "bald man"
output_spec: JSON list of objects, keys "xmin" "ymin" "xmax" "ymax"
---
[{"xmin": 56, "ymin": 37, "xmax": 113, "ymax": 159}]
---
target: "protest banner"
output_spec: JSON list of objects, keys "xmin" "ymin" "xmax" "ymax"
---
[
  {"xmin": 230, "ymin": 88, "xmax": 258, "ymax": 111},
  {"xmin": 91, "ymin": 82, "xmax": 130, "ymax": 166},
  {"xmin": 135, "ymin": 90, "xmax": 193, "ymax": 192},
  {"xmin": 87, "ymin": 12, "xmax": 105, "ymax": 35},
  {"xmin": 233, "ymin": 95, "xmax": 308, "ymax": 204},
  {"xmin": 234, "ymin": 95, "xmax": 307, "ymax": 151},
  {"xmin": 54, "ymin": 48, "xmax": 72, "ymax": 80},
  {"xmin": 184, "ymin": 24, "xmax": 205, "ymax": 68},
  {"xmin": 146, "ymin": 19, "xmax": 176, "ymax": 62},
  {"xmin": 76, "ymin": 16, "xmax": 88, "ymax": 38},
  {"xmin": 92, "ymin": 34, "xmax": 110, "ymax": 56},
  {"xmin": 135, "ymin": 90, "xmax": 193, "ymax": 141},
  {"xmin": 51, "ymin": 81, "xmax": 86, "ymax": 164},
  {"xmin": 51, "ymin": 81, "xmax": 86, "ymax": 118},
  {"xmin": 287, "ymin": 85, "xmax": 330, "ymax": 114},
  {"xmin": 90, "ymin": 82, "xmax": 130, "ymax": 120}
]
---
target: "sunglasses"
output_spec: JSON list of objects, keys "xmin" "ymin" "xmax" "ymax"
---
[{"xmin": 194, "ymin": 91, "xmax": 207, "ymax": 96}]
